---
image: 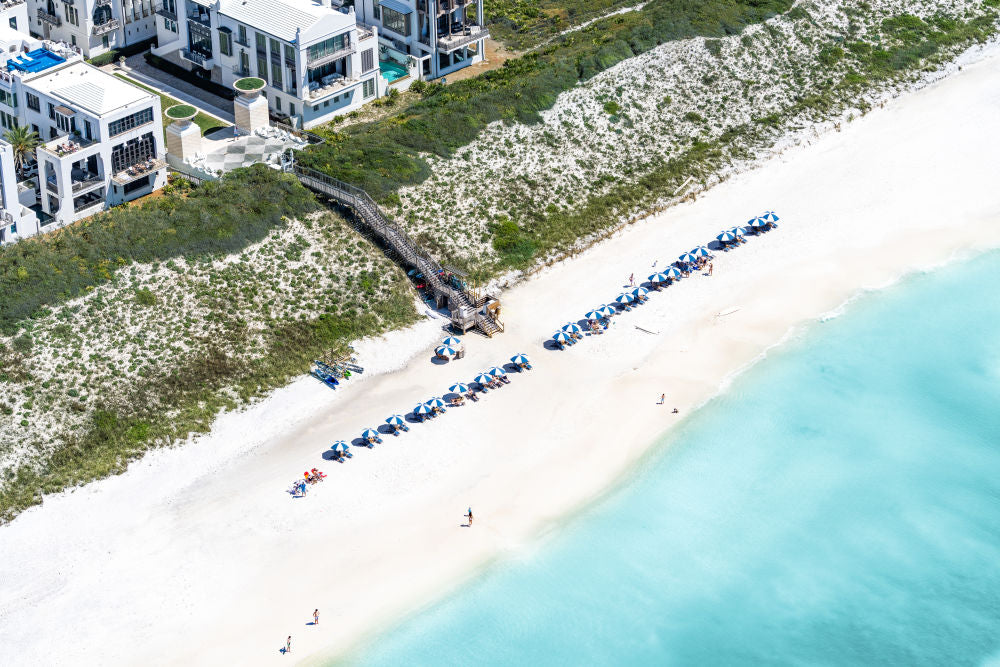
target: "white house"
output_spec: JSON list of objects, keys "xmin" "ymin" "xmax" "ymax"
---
[
  {"xmin": 355, "ymin": 0, "xmax": 486, "ymax": 82},
  {"xmin": 0, "ymin": 36, "xmax": 165, "ymax": 243},
  {"xmin": 152, "ymin": 0, "xmax": 382, "ymax": 129},
  {"xmin": 27, "ymin": 0, "xmax": 156, "ymax": 58}
]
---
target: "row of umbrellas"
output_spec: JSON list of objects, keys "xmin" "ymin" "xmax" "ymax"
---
[
  {"xmin": 435, "ymin": 335, "xmax": 464, "ymax": 358},
  {"xmin": 718, "ymin": 211, "xmax": 780, "ymax": 241}
]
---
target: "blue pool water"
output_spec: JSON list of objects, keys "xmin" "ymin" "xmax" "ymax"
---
[
  {"xmin": 379, "ymin": 60, "xmax": 408, "ymax": 83},
  {"xmin": 354, "ymin": 250, "xmax": 1000, "ymax": 666},
  {"xmin": 7, "ymin": 48, "xmax": 66, "ymax": 73}
]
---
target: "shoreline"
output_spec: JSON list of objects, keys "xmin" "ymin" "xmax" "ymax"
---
[{"xmin": 3, "ymin": 38, "xmax": 1000, "ymax": 667}]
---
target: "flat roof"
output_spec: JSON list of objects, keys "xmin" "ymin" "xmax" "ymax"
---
[
  {"xmin": 26, "ymin": 62, "xmax": 153, "ymax": 116},
  {"xmin": 219, "ymin": 0, "xmax": 352, "ymax": 42}
]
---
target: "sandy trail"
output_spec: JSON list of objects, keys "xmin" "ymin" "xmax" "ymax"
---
[{"xmin": 2, "ymin": 41, "xmax": 1000, "ymax": 667}]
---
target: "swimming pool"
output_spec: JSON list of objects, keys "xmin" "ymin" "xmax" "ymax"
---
[
  {"xmin": 379, "ymin": 60, "xmax": 408, "ymax": 83},
  {"xmin": 7, "ymin": 49, "xmax": 66, "ymax": 73}
]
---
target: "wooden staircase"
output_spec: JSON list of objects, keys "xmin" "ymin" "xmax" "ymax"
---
[{"xmin": 293, "ymin": 165, "xmax": 503, "ymax": 337}]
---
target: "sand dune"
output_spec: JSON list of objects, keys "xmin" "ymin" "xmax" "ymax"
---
[{"xmin": 2, "ymin": 40, "xmax": 1000, "ymax": 667}]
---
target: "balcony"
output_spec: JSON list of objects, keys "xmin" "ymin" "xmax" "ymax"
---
[
  {"xmin": 45, "ymin": 178, "xmax": 58, "ymax": 194},
  {"xmin": 95, "ymin": 0, "xmax": 111, "ymax": 6},
  {"xmin": 71, "ymin": 172, "xmax": 103, "ymax": 193},
  {"xmin": 357, "ymin": 24, "xmax": 375, "ymax": 41},
  {"xmin": 92, "ymin": 17, "xmax": 120, "ymax": 36},
  {"xmin": 306, "ymin": 44, "xmax": 353, "ymax": 69},
  {"xmin": 73, "ymin": 192, "xmax": 104, "ymax": 213},
  {"xmin": 153, "ymin": 1, "xmax": 174, "ymax": 19},
  {"xmin": 180, "ymin": 48, "xmax": 213, "ymax": 68},
  {"xmin": 437, "ymin": 25, "xmax": 487, "ymax": 52},
  {"xmin": 112, "ymin": 158, "xmax": 166, "ymax": 186},
  {"xmin": 39, "ymin": 135, "xmax": 98, "ymax": 159},
  {"xmin": 307, "ymin": 75, "xmax": 355, "ymax": 100},
  {"xmin": 0, "ymin": 0, "xmax": 26, "ymax": 9},
  {"xmin": 37, "ymin": 8, "xmax": 61, "ymax": 26}
]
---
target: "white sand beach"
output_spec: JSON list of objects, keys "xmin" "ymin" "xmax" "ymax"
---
[{"xmin": 3, "ymin": 41, "xmax": 1000, "ymax": 666}]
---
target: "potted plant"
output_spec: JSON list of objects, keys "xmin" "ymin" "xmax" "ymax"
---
[
  {"xmin": 233, "ymin": 76, "xmax": 266, "ymax": 99},
  {"xmin": 164, "ymin": 104, "xmax": 198, "ymax": 128}
]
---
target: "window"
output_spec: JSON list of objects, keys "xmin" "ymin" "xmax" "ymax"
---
[
  {"xmin": 0, "ymin": 90, "xmax": 17, "ymax": 108},
  {"xmin": 164, "ymin": 18, "xmax": 177, "ymax": 32},
  {"xmin": 47, "ymin": 102, "xmax": 55, "ymax": 120},
  {"xmin": 108, "ymin": 107, "xmax": 154, "ymax": 136},
  {"xmin": 8, "ymin": 17, "xmax": 16, "ymax": 30},
  {"xmin": 382, "ymin": 7, "xmax": 409, "ymax": 36},
  {"xmin": 55, "ymin": 112, "xmax": 71, "ymax": 133},
  {"xmin": 289, "ymin": 103, "xmax": 295, "ymax": 116},
  {"xmin": 373, "ymin": 0, "xmax": 381, "ymax": 20},
  {"xmin": 361, "ymin": 48, "xmax": 374, "ymax": 72},
  {"xmin": 84, "ymin": 120, "xmax": 93, "ymax": 141},
  {"xmin": 237, "ymin": 25, "xmax": 247, "ymax": 45},
  {"xmin": 26, "ymin": 93, "xmax": 38, "ymax": 111},
  {"xmin": 284, "ymin": 44, "xmax": 294, "ymax": 63},
  {"xmin": 271, "ymin": 62, "xmax": 282, "ymax": 87},
  {"xmin": 323, "ymin": 100, "xmax": 329, "ymax": 108},
  {"xmin": 111, "ymin": 132, "xmax": 156, "ymax": 172},
  {"xmin": 363, "ymin": 77, "xmax": 375, "ymax": 99},
  {"xmin": 274, "ymin": 97, "xmax": 281, "ymax": 112},
  {"xmin": 256, "ymin": 56, "xmax": 267, "ymax": 82},
  {"xmin": 306, "ymin": 34, "xmax": 349, "ymax": 63},
  {"xmin": 219, "ymin": 29, "xmax": 232, "ymax": 56},
  {"xmin": 64, "ymin": 5, "xmax": 79, "ymax": 26},
  {"xmin": 0, "ymin": 110, "xmax": 17, "ymax": 130},
  {"xmin": 102, "ymin": 35, "xmax": 110, "ymax": 47},
  {"xmin": 123, "ymin": 175, "xmax": 151, "ymax": 194},
  {"xmin": 71, "ymin": 35, "xmax": 77, "ymax": 46},
  {"xmin": 255, "ymin": 32, "xmax": 265, "ymax": 51},
  {"xmin": 269, "ymin": 38, "xmax": 280, "ymax": 55}
]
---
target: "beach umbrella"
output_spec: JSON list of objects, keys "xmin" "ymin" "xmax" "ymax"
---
[
  {"xmin": 442, "ymin": 336, "xmax": 462, "ymax": 346},
  {"xmin": 487, "ymin": 366, "xmax": 507, "ymax": 377},
  {"xmin": 413, "ymin": 403, "xmax": 433, "ymax": 415},
  {"xmin": 761, "ymin": 211, "xmax": 780, "ymax": 224},
  {"xmin": 649, "ymin": 272, "xmax": 670, "ymax": 283},
  {"xmin": 615, "ymin": 292, "xmax": 634, "ymax": 305},
  {"xmin": 385, "ymin": 415, "xmax": 406, "ymax": 427},
  {"xmin": 449, "ymin": 382, "xmax": 470, "ymax": 394},
  {"xmin": 474, "ymin": 372, "xmax": 494, "ymax": 384},
  {"xmin": 562, "ymin": 322, "xmax": 582, "ymax": 333},
  {"xmin": 717, "ymin": 230, "xmax": 737, "ymax": 243},
  {"xmin": 511, "ymin": 354, "xmax": 530, "ymax": 365},
  {"xmin": 678, "ymin": 252, "xmax": 698, "ymax": 264},
  {"xmin": 425, "ymin": 397, "xmax": 447, "ymax": 408},
  {"xmin": 730, "ymin": 226, "xmax": 745, "ymax": 237},
  {"xmin": 631, "ymin": 287, "xmax": 649, "ymax": 299},
  {"xmin": 435, "ymin": 345, "xmax": 458, "ymax": 357},
  {"xmin": 361, "ymin": 428, "xmax": 380, "ymax": 439},
  {"xmin": 690, "ymin": 246, "xmax": 710, "ymax": 258},
  {"xmin": 331, "ymin": 440, "xmax": 350, "ymax": 452},
  {"xmin": 748, "ymin": 216, "xmax": 767, "ymax": 228},
  {"xmin": 552, "ymin": 331, "xmax": 572, "ymax": 344},
  {"xmin": 584, "ymin": 309, "xmax": 603, "ymax": 321},
  {"xmin": 664, "ymin": 266, "xmax": 683, "ymax": 279},
  {"xmin": 599, "ymin": 305, "xmax": 617, "ymax": 318}
]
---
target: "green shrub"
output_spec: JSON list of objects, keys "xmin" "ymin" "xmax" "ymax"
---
[
  {"xmin": 409, "ymin": 79, "xmax": 428, "ymax": 94},
  {"xmin": 85, "ymin": 37, "xmax": 155, "ymax": 67},
  {"xmin": 603, "ymin": 100, "xmax": 621, "ymax": 115},
  {"xmin": 134, "ymin": 288, "xmax": 157, "ymax": 306}
]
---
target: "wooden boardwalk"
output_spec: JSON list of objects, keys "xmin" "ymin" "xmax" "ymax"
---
[{"xmin": 293, "ymin": 165, "xmax": 504, "ymax": 336}]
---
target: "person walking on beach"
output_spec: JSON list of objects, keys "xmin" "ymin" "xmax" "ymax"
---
[
  {"xmin": 658, "ymin": 393, "xmax": 665, "ymax": 405},
  {"xmin": 629, "ymin": 273, "xmax": 635, "ymax": 287},
  {"xmin": 708, "ymin": 262, "xmax": 714, "ymax": 276},
  {"xmin": 467, "ymin": 507, "xmax": 474, "ymax": 526},
  {"xmin": 313, "ymin": 609, "xmax": 319, "ymax": 625},
  {"xmin": 286, "ymin": 636, "xmax": 292, "ymax": 654}
]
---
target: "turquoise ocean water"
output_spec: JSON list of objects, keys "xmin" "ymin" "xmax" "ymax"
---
[{"xmin": 353, "ymin": 251, "xmax": 1000, "ymax": 666}]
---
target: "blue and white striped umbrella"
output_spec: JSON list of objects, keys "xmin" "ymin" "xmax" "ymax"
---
[
  {"xmin": 331, "ymin": 440, "xmax": 350, "ymax": 452},
  {"xmin": 474, "ymin": 372, "xmax": 494, "ymax": 384},
  {"xmin": 717, "ymin": 230, "xmax": 737, "ymax": 243},
  {"xmin": 631, "ymin": 287, "xmax": 649, "ymax": 298},
  {"xmin": 615, "ymin": 292, "xmax": 634, "ymax": 305},
  {"xmin": 690, "ymin": 246, "xmax": 710, "ymax": 258},
  {"xmin": 748, "ymin": 217, "xmax": 767, "ymax": 228},
  {"xmin": 442, "ymin": 336, "xmax": 462, "ymax": 346},
  {"xmin": 562, "ymin": 322, "xmax": 582, "ymax": 333},
  {"xmin": 413, "ymin": 403, "xmax": 433, "ymax": 415},
  {"xmin": 730, "ymin": 226, "xmax": 746, "ymax": 237},
  {"xmin": 385, "ymin": 414, "xmax": 406, "ymax": 427},
  {"xmin": 552, "ymin": 331, "xmax": 572, "ymax": 343},
  {"xmin": 510, "ymin": 354, "xmax": 530, "ymax": 365},
  {"xmin": 584, "ymin": 309, "xmax": 603, "ymax": 321},
  {"xmin": 761, "ymin": 211, "xmax": 780, "ymax": 223},
  {"xmin": 425, "ymin": 397, "xmax": 447, "ymax": 408},
  {"xmin": 435, "ymin": 345, "xmax": 458, "ymax": 357},
  {"xmin": 487, "ymin": 366, "xmax": 507, "ymax": 377},
  {"xmin": 361, "ymin": 428, "xmax": 380, "ymax": 439},
  {"xmin": 678, "ymin": 252, "xmax": 698, "ymax": 264},
  {"xmin": 664, "ymin": 266, "xmax": 683, "ymax": 278},
  {"xmin": 649, "ymin": 272, "xmax": 670, "ymax": 283},
  {"xmin": 449, "ymin": 382, "xmax": 470, "ymax": 394},
  {"xmin": 599, "ymin": 305, "xmax": 617, "ymax": 318}
]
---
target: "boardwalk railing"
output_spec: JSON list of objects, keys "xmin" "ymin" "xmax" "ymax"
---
[{"xmin": 292, "ymin": 165, "xmax": 478, "ymax": 315}]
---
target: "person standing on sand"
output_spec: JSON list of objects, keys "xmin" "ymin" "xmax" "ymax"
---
[
  {"xmin": 708, "ymin": 262, "xmax": 714, "ymax": 276},
  {"xmin": 286, "ymin": 636, "xmax": 292, "ymax": 654},
  {"xmin": 629, "ymin": 273, "xmax": 635, "ymax": 287},
  {"xmin": 313, "ymin": 609, "xmax": 319, "ymax": 625},
  {"xmin": 467, "ymin": 507, "xmax": 474, "ymax": 526},
  {"xmin": 658, "ymin": 393, "xmax": 665, "ymax": 405}
]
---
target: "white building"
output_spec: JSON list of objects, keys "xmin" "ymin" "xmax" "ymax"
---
[
  {"xmin": 355, "ymin": 0, "xmax": 486, "ymax": 82},
  {"xmin": 152, "ymin": 0, "xmax": 382, "ymax": 129},
  {"xmin": 27, "ymin": 0, "xmax": 156, "ymax": 58},
  {"xmin": 0, "ymin": 34, "xmax": 165, "ymax": 243}
]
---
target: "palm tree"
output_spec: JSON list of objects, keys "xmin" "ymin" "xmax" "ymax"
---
[{"xmin": 4, "ymin": 125, "xmax": 40, "ymax": 179}]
